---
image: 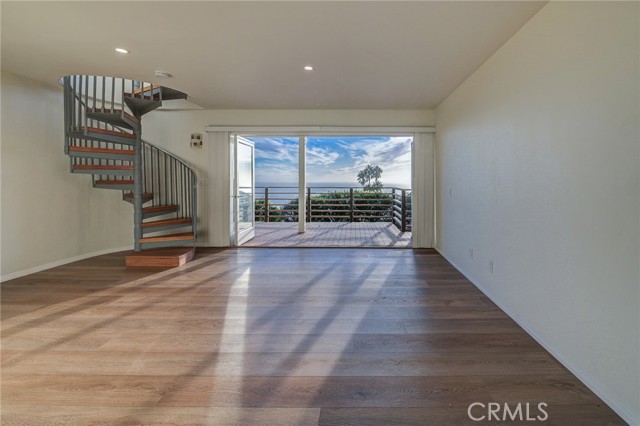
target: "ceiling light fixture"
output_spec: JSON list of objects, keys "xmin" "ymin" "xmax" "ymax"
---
[
  {"xmin": 304, "ymin": 65, "xmax": 314, "ymax": 71},
  {"xmin": 114, "ymin": 47, "xmax": 130, "ymax": 54},
  {"xmin": 154, "ymin": 71, "xmax": 172, "ymax": 79}
]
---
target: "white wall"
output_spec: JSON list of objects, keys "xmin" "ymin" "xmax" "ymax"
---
[
  {"xmin": 435, "ymin": 2, "xmax": 639, "ymax": 423},
  {"xmin": 1, "ymin": 71, "xmax": 133, "ymax": 280},
  {"xmin": 143, "ymin": 109, "xmax": 434, "ymax": 245}
]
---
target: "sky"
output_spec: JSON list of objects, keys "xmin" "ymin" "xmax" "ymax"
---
[{"xmin": 247, "ymin": 136, "xmax": 412, "ymax": 187}]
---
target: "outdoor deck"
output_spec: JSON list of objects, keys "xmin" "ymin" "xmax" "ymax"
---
[{"xmin": 242, "ymin": 222, "xmax": 412, "ymax": 248}]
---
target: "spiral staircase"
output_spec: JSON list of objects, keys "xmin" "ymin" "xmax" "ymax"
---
[{"xmin": 61, "ymin": 75, "xmax": 197, "ymax": 266}]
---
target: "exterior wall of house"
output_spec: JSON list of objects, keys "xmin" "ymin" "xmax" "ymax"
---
[
  {"xmin": 142, "ymin": 109, "xmax": 435, "ymax": 246},
  {"xmin": 434, "ymin": 2, "xmax": 639, "ymax": 423},
  {"xmin": 1, "ymin": 71, "xmax": 133, "ymax": 280}
]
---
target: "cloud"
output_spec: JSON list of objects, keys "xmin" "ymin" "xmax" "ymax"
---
[
  {"xmin": 253, "ymin": 137, "xmax": 298, "ymax": 163},
  {"xmin": 255, "ymin": 160, "xmax": 298, "ymax": 183},
  {"xmin": 251, "ymin": 135, "xmax": 412, "ymax": 186},
  {"xmin": 334, "ymin": 136, "xmax": 412, "ymax": 175},
  {"xmin": 306, "ymin": 146, "xmax": 339, "ymax": 166}
]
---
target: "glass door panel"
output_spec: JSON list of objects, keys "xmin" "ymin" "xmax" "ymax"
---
[
  {"xmin": 237, "ymin": 141, "xmax": 254, "ymax": 234},
  {"xmin": 233, "ymin": 136, "xmax": 255, "ymax": 245}
]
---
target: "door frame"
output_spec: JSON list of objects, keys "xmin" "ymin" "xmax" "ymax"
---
[{"xmin": 206, "ymin": 126, "xmax": 435, "ymax": 247}]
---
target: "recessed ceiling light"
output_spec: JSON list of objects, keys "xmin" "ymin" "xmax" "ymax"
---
[
  {"xmin": 115, "ymin": 48, "xmax": 130, "ymax": 54},
  {"xmin": 304, "ymin": 65, "xmax": 314, "ymax": 71}
]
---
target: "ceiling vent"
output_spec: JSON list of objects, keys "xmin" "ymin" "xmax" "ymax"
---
[{"xmin": 154, "ymin": 71, "xmax": 172, "ymax": 79}]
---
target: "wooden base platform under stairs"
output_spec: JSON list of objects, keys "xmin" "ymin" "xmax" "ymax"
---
[{"xmin": 125, "ymin": 247, "xmax": 196, "ymax": 267}]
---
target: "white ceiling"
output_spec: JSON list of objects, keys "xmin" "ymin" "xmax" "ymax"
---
[{"xmin": 1, "ymin": 1, "xmax": 546, "ymax": 110}]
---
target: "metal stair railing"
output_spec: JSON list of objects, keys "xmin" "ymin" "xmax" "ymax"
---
[
  {"xmin": 141, "ymin": 139, "xmax": 198, "ymax": 237},
  {"xmin": 61, "ymin": 75, "xmax": 197, "ymax": 251},
  {"xmin": 63, "ymin": 75, "xmax": 146, "ymax": 133},
  {"xmin": 63, "ymin": 76, "xmax": 137, "ymax": 176}
]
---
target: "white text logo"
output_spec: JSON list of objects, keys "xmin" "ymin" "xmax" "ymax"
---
[{"xmin": 467, "ymin": 402, "xmax": 549, "ymax": 422}]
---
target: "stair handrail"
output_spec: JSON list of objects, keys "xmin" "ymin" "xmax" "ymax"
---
[
  {"xmin": 141, "ymin": 138, "xmax": 196, "ymax": 174},
  {"xmin": 140, "ymin": 138, "xmax": 198, "ymax": 242}
]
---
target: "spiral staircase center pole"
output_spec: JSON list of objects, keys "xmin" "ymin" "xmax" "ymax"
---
[{"xmin": 133, "ymin": 122, "xmax": 143, "ymax": 252}]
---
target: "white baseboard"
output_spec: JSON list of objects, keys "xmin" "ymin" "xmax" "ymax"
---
[
  {"xmin": 436, "ymin": 247, "xmax": 639, "ymax": 426},
  {"xmin": 0, "ymin": 246, "xmax": 132, "ymax": 283}
]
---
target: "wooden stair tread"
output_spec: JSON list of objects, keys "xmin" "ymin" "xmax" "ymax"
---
[
  {"xmin": 142, "ymin": 218, "xmax": 192, "ymax": 228},
  {"xmin": 125, "ymin": 247, "xmax": 195, "ymax": 267},
  {"xmin": 143, "ymin": 205, "xmax": 178, "ymax": 213},
  {"xmin": 95, "ymin": 179, "xmax": 134, "ymax": 185},
  {"xmin": 68, "ymin": 146, "xmax": 134, "ymax": 155},
  {"xmin": 140, "ymin": 232, "xmax": 195, "ymax": 243},
  {"xmin": 80, "ymin": 127, "xmax": 136, "ymax": 139},
  {"xmin": 73, "ymin": 164, "xmax": 134, "ymax": 170}
]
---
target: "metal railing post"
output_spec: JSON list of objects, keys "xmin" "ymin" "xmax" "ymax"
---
[
  {"xmin": 63, "ymin": 77, "xmax": 70, "ymax": 150},
  {"xmin": 264, "ymin": 187, "xmax": 269, "ymax": 222},
  {"xmin": 401, "ymin": 189, "xmax": 407, "ymax": 232},
  {"xmin": 349, "ymin": 188, "xmax": 354, "ymax": 222},
  {"xmin": 133, "ymin": 123, "xmax": 143, "ymax": 251},
  {"xmin": 192, "ymin": 172, "xmax": 197, "ymax": 245},
  {"xmin": 391, "ymin": 188, "xmax": 396, "ymax": 224},
  {"xmin": 83, "ymin": 76, "xmax": 89, "ymax": 130},
  {"xmin": 306, "ymin": 187, "xmax": 312, "ymax": 223}
]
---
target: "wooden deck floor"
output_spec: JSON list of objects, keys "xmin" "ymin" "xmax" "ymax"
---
[
  {"xmin": 1, "ymin": 248, "xmax": 624, "ymax": 425},
  {"xmin": 243, "ymin": 222, "xmax": 412, "ymax": 247}
]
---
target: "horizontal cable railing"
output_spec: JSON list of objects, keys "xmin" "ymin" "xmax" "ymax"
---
[
  {"xmin": 255, "ymin": 186, "xmax": 411, "ymax": 231},
  {"xmin": 255, "ymin": 187, "xmax": 301, "ymax": 222}
]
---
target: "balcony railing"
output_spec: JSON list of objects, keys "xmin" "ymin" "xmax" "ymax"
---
[{"xmin": 254, "ymin": 186, "xmax": 411, "ymax": 232}]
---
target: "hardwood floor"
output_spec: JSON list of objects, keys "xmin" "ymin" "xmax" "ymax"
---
[
  {"xmin": 1, "ymin": 248, "xmax": 624, "ymax": 425},
  {"xmin": 243, "ymin": 223, "xmax": 412, "ymax": 248}
]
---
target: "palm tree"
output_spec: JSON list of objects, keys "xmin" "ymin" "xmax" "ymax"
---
[{"xmin": 357, "ymin": 164, "xmax": 383, "ymax": 191}]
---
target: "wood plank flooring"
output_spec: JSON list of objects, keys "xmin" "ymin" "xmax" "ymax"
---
[
  {"xmin": 243, "ymin": 223, "xmax": 412, "ymax": 247},
  {"xmin": 1, "ymin": 248, "xmax": 624, "ymax": 425}
]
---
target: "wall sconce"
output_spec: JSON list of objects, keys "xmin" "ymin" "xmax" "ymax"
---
[{"xmin": 190, "ymin": 133, "xmax": 203, "ymax": 148}]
